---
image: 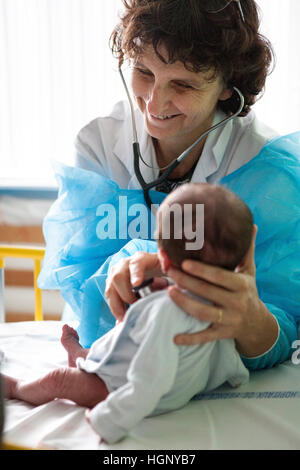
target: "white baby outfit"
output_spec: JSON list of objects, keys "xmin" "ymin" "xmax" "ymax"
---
[{"xmin": 77, "ymin": 290, "xmax": 249, "ymax": 444}]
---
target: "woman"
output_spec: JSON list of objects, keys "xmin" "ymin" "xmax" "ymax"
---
[{"xmin": 43, "ymin": 0, "xmax": 299, "ymax": 369}]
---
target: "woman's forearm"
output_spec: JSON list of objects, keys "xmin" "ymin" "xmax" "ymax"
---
[{"xmin": 235, "ymin": 301, "xmax": 279, "ymax": 358}]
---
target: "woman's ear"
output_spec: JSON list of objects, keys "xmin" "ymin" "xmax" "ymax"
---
[{"xmin": 219, "ymin": 87, "xmax": 233, "ymax": 101}]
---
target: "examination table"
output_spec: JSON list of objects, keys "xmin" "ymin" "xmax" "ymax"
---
[
  {"xmin": 1, "ymin": 320, "xmax": 300, "ymax": 450},
  {"xmin": 1, "ymin": 245, "xmax": 300, "ymax": 450}
]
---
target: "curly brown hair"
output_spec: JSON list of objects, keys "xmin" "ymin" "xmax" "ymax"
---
[{"xmin": 110, "ymin": 0, "xmax": 274, "ymax": 116}]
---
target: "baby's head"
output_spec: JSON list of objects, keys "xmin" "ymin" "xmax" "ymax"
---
[{"xmin": 156, "ymin": 183, "xmax": 254, "ymax": 272}]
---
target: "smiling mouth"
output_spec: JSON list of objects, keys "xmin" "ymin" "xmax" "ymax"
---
[{"xmin": 150, "ymin": 113, "xmax": 180, "ymax": 120}]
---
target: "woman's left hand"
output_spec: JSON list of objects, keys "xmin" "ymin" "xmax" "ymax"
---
[{"xmin": 167, "ymin": 226, "xmax": 278, "ymax": 357}]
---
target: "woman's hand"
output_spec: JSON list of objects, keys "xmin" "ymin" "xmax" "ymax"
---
[
  {"xmin": 105, "ymin": 252, "xmax": 168, "ymax": 322},
  {"xmin": 167, "ymin": 226, "xmax": 278, "ymax": 357}
]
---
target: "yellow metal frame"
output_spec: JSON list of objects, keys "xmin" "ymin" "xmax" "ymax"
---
[
  {"xmin": 1, "ymin": 441, "xmax": 38, "ymax": 451},
  {"xmin": 0, "ymin": 245, "xmax": 47, "ymax": 450},
  {"xmin": 0, "ymin": 244, "xmax": 45, "ymax": 322}
]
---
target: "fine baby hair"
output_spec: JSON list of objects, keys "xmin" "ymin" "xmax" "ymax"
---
[{"xmin": 156, "ymin": 182, "xmax": 254, "ymax": 271}]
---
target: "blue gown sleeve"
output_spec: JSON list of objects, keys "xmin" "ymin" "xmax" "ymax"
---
[
  {"xmin": 221, "ymin": 132, "xmax": 300, "ymax": 369},
  {"xmin": 240, "ymin": 305, "xmax": 298, "ymax": 370}
]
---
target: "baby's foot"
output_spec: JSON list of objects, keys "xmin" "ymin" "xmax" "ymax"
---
[{"xmin": 61, "ymin": 324, "xmax": 88, "ymax": 367}]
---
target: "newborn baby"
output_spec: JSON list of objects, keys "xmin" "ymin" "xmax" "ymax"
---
[{"xmin": 4, "ymin": 183, "xmax": 253, "ymax": 444}]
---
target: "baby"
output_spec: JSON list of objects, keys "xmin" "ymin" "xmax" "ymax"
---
[{"xmin": 4, "ymin": 183, "xmax": 253, "ymax": 444}]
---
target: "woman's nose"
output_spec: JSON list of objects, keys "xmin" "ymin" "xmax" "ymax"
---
[{"xmin": 147, "ymin": 82, "xmax": 172, "ymax": 114}]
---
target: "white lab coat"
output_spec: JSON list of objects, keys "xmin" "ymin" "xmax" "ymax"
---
[{"xmin": 73, "ymin": 99, "xmax": 279, "ymax": 186}]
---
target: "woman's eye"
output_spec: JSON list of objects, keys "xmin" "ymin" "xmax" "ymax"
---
[
  {"xmin": 136, "ymin": 68, "xmax": 153, "ymax": 76},
  {"xmin": 175, "ymin": 82, "xmax": 193, "ymax": 90},
  {"xmin": 134, "ymin": 68, "xmax": 194, "ymax": 89}
]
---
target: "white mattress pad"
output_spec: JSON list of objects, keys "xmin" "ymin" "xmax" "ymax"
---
[{"xmin": 1, "ymin": 321, "xmax": 300, "ymax": 450}]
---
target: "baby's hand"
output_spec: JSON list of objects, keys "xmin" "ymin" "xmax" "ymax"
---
[{"xmin": 85, "ymin": 409, "xmax": 107, "ymax": 444}]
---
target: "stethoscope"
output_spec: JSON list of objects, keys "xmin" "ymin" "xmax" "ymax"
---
[{"xmin": 119, "ymin": 67, "xmax": 245, "ymax": 210}]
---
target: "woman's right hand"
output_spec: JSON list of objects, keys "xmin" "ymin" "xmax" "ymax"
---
[{"xmin": 105, "ymin": 252, "xmax": 167, "ymax": 321}]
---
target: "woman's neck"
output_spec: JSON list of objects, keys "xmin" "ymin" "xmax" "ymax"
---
[{"xmin": 153, "ymin": 135, "xmax": 208, "ymax": 179}]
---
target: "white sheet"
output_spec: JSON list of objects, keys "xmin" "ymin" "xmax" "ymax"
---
[{"xmin": 1, "ymin": 321, "xmax": 300, "ymax": 450}]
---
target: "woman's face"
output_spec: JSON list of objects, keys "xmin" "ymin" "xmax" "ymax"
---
[{"xmin": 130, "ymin": 45, "xmax": 231, "ymax": 147}]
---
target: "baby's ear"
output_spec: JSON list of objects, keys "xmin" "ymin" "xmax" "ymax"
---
[
  {"xmin": 234, "ymin": 255, "xmax": 246, "ymax": 272},
  {"xmin": 158, "ymin": 247, "xmax": 172, "ymax": 273},
  {"xmin": 235, "ymin": 225, "xmax": 258, "ymax": 274}
]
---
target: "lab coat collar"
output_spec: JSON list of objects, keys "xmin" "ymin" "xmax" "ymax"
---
[
  {"xmin": 211, "ymin": 109, "xmax": 233, "ymax": 167},
  {"xmin": 191, "ymin": 108, "xmax": 233, "ymax": 182},
  {"xmin": 112, "ymin": 103, "xmax": 159, "ymax": 189}
]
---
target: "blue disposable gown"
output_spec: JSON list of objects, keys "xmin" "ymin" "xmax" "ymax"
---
[{"xmin": 38, "ymin": 133, "xmax": 300, "ymax": 369}]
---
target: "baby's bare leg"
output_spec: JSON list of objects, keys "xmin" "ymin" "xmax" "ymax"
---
[{"xmin": 4, "ymin": 368, "xmax": 109, "ymax": 408}]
